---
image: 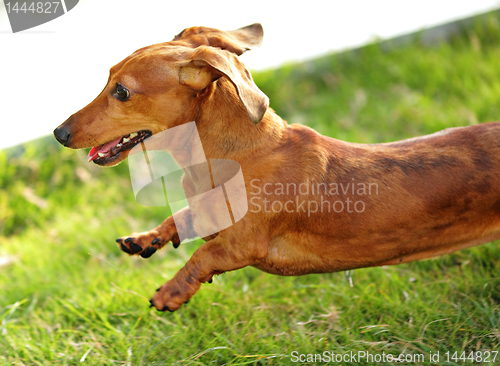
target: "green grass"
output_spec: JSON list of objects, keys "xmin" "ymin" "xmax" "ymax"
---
[{"xmin": 1, "ymin": 12, "xmax": 500, "ymax": 365}]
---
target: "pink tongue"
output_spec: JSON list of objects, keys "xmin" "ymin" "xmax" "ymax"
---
[{"xmin": 87, "ymin": 137, "xmax": 123, "ymax": 162}]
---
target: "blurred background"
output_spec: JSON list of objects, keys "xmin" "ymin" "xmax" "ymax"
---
[{"xmin": 1, "ymin": 1, "xmax": 500, "ymax": 364}]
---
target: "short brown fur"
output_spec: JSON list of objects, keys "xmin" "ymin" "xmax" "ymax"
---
[{"xmin": 54, "ymin": 24, "xmax": 500, "ymax": 312}]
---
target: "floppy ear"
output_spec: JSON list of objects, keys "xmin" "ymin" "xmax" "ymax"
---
[
  {"xmin": 179, "ymin": 47, "xmax": 269, "ymax": 124},
  {"xmin": 173, "ymin": 23, "xmax": 264, "ymax": 56}
]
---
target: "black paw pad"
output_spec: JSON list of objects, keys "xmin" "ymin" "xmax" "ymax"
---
[
  {"xmin": 152, "ymin": 238, "xmax": 160, "ymax": 245},
  {"xmin": 130, "ymin": 243, "xmax": 142, "ymax": 253},
  {"xmin": 140, "ymin": 246, "xmax": 157, "ymax": 258},
  {"xmin": 161, "ymin": 305, "xmax": 172, "ymax": 312},
  {"xmin": 120, "ymin": 243, "xmax": 132, "ymax": 254},
  {"xmin": 149, "ymin": 299, "xmax": 155, "ymax": 308},
  {"xmin": 172, "ymin": 241, "xmax": 180, "ymax": 249},
  {"xmin": 208, "ymin": 278, "xmax": 213, "ymax": 284}
]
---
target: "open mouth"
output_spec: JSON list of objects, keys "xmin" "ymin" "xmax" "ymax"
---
[{"xmin": 88, "ymin": 130, "xmax": 152, "ymax": 165}]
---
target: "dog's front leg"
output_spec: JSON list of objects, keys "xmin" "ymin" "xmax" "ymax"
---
[
  {"xmin": 149, "ymin": 234, "xmax": 268, "ymax": 311},
  {"xmin": 116, "ymin": 206, "xmax": 195, "ymax": 258}
]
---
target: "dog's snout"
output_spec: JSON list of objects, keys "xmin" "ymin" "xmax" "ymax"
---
[{"xmin": 53, "ymin": 125, "xmax": 72, "ymax": 146}]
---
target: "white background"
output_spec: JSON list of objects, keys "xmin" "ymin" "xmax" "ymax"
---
[{"xmin": 0, "ymin": 0, "xmax": 499, "ymax": 149}]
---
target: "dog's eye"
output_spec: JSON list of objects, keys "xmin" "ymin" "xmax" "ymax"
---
[{"xmin": 115, "ymin": 84, "xmax": 130, "ymax": 101}]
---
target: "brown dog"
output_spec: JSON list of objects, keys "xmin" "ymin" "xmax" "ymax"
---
[{"xmin": 54, "ymin": 23, "xmax": 500, "ymax": 312}]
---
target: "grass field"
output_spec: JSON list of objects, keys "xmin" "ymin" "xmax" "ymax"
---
[{"xmin": 1, "ymin": 12, "xmax": 500, "ymax": 365}]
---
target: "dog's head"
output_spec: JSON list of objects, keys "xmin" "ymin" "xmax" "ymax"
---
[{"xmin": 53, "ymin": 24, "xmax": 268, "ymax": 166}]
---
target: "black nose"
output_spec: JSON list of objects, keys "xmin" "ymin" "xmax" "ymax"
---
[{"xmin": 53, "ymin": 126, "xmax": 71, "ymax": 146}]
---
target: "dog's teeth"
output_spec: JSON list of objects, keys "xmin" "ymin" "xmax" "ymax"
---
[
  {"xmin": 129, "ymin": 132, "xmax": 138, "ymax": 139},
  {"xmin": 116, "ymin": 143, "xmax": 122, "ymax": 147},
  {"xmin": 122, "ymin": 137, "xmax": 130, "ymax": 143},
  {"xmin": 98, "ymin": 153, "xmax": 106, "ymax": 158}
]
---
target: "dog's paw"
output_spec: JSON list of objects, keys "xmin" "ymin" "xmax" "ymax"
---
[
  {"xmin": 148, "ymin": 268, "xmax": 204, "ymax": 312},
  {"xmin": 149, "ymin": 282, "xmax": 192, "ymax": 312},
  {"xmin": 115, "ymin": 230, "xmax": 181, "ymax": 258}
]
